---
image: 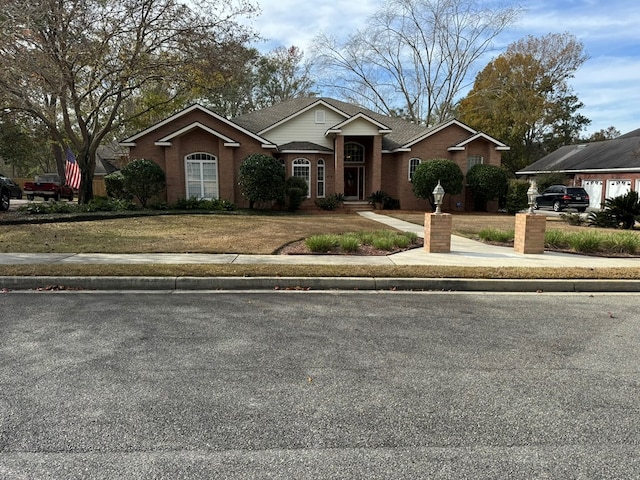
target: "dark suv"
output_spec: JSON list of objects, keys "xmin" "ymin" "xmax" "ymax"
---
[{"xmin": 534, "ymin": 185, "xmax": 589, "ymax": 212}]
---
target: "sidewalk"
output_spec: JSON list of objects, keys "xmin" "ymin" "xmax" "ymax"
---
[
  {"xmin": 1, "ymin": 211, "xmax": 638, "ymax": 269},
  {"xmin": 1, "ymin": 212, "xmax": 639, "ymax": 291}
]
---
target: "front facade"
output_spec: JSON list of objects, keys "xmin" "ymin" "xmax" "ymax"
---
[
  {"xmin": 517, "ymin": 128, "xmax": 640, "ymax": 209},
  {"xmin": 120, "ymin": 97, "xmax": 509, "ymax": 211}
]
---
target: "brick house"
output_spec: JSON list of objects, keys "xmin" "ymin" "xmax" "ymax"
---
[
  {"xmin": 120, "ymin": 97, "xmax": 509, "ymax": 211},
  {"xmin": 517, "ymin": 128, "xmax": 640, "ymax": 209}
]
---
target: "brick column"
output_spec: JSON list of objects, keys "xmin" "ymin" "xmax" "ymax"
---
[
  {"xmin": 514, "ymin": 213, "xmax": 546, "ymax": 254},
  {"xmin": 424, "ymin": 213, "xmax": 452, "ymax": 253},
  {"xmin": 371, "ymin": 136, "xmax": 382, "ymax": 193}
]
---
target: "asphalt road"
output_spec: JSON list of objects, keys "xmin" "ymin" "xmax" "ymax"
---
[{"xmin": 1, "ymin": 291, "xmax": 639, "ymax": 479}]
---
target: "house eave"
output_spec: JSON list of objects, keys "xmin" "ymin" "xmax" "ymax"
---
[{"xmin": 517, "ymin": 167, "xmax": 640, "ymax": 175}]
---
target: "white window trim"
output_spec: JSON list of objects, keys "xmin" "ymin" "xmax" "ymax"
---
[
  {"xmin": 292, "ymin": 158, "xmax": 311, "ymax": 198},
  {"xmin": 185, "ymin": 152, "xmax": 218, "ymax": 200},
  {"xmin": 408, "ymin": 157, "xmax": 422, "ymax": 181},
  {"xmin": 317, "ymin": 159, "xmax": 325, "ymax": 198}
]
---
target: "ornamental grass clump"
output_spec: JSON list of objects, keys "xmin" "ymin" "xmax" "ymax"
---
[
  {"xmin": 478, "ymin": 228, "xmax": 514, "ymax": 243},
  {"xmin": 338, "ymin": 235, "xmax": 361, "ymax": 252},
  {"xmin": 305, "ymin": 234, "xmax": 339, "ymax": 253}
]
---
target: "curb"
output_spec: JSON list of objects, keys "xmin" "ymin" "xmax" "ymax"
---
[{"xmin": 2, "ymin": 276, "xmax": 640, "ymax": 292}]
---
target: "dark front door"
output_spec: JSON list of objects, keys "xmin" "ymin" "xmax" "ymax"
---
[{"xmin": 344, "ymin": 166, "xmax": 363, "ymax": 199}]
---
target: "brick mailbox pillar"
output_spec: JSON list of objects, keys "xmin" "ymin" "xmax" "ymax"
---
[
  {"xmin": 424, "ymin": 213, "xmax": 452, "ymax": 253},
  {"xmin": 514, "ymin": 213, "xmax": 546, "ymax": 254}
]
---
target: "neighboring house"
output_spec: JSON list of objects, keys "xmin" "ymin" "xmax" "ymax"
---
[
  {"xmin": 517, "ymin": 129, "xmax": 640, "ymax": 209},
  {"xmin": 120, "ymin": 97, "xmax": 509, "ymax": 211}
]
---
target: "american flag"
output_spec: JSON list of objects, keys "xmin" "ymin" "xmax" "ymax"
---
[{"xmin": 65, "ymin": 147, "xmax": 81, "ymax": 189}]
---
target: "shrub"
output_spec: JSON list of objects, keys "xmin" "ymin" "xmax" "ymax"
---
[
  {"xmin": 315, "ymin": 193, "xmax": 344, "ymax": 210},
  {"xmin": 120, "ymin": 159, "xmax": 166, "ymax": 208},
  {"xmin": 81, "ymin": 197, "xmax": 136, "ymax": 212},
  {"xmin": 506, "ymin": 179, "xmax": 530, "ymax": 215},
  {"xmin": 18, "ymin": 200, "xmax": 75, "ymax": 214},
  {"xmin": 368, "ymin": 190, "xmax": 389, "ymax": 209},
  {"xmin": 603, "ymin": 191, "xmax": 640, "ymax": 229},
  {"xmin": 466, "ymin": 164, "xmax": 508, "ymax": 211},
  {"xmin": 285, "ymin": 176, "xmax": 309, "ymax": 212},
  {"xmin": 412, "ymin": 159, "xmax": 464, "ymax": 211},
  {"xmin": 172, "ymin": 197, "xmax": 237, "ymax": 211},
  {"xmin": 587, "ymin": 210, "xmax": 618, "ymax": 228},
  {"xmin": 238, "ymin": 154, "xmax": 286, "ymax": 209},
  {"xmin": 383, "ymin": 196, "xmax": 401, "ymax": 210},
  {"xmin": 104, "ymin": 171, "xmax": 131, "ymax": 199},
  {"xmin": 560, "ymin": 212, "xmax": 585, "ymax": 226},
  {"xmin": 602, "ymin": 232, "xmax": 640, "ymax": 254}
]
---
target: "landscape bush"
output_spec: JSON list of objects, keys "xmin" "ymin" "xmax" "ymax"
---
[
  {"xmin": 505, "ymin": 179, "xmax": 530, "ymax": 215},
  {"xmin": 315, "ymin": 193, "xmax": 344, "ymax": 210},
  {"xmin": 238, "ymin": 154, "xmax": 286, "ymax": 209},
  {"xmin": 120, "ymin": 159, "xmax": 166, "ymax": 208},
  {"xmin": 588, "ymin": 191, "xmax": 640, "ymax": 229},
  {"xmin": 285, "ymin": 176, "xmax": 309, "ymax": 212},
  {"xmin": 411, "ymin": 159, "xmax": 464, "ymax": 211}
]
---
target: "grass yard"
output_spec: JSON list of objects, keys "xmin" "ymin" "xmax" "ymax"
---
[
  {"xmin": 0, "ymin": 213, "xmax": 397, "ymax": 254},
  {"xmin": 1, "ymin": 211, "xmax": 639, "ymax": 279}
]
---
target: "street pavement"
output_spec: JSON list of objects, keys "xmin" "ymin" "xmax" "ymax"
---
[
  {"xmin": 2, "ymin": 291, "xmax": 640, "ymax": 479},
  {"xmin": 1, "ymin": 211, "xmax": 639, "ymax": 292}
]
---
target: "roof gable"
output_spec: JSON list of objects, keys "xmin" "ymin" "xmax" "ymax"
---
[
  {"xmin": 326, "ymin": 112, "xmax": 392, "ymax": 135},
  {"xmin": 120, "ymin": 104, "xmax": 274, "ymax": 147},
  {"xmin": 154, "ymin": 122, "xmax": 240, "ymax": 147}
]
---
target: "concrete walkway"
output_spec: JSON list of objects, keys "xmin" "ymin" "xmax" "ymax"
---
[{"xmin": 1, "ymin": 211, "xmax": 638, "ymax": 269}]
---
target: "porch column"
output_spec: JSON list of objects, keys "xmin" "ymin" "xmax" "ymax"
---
[
  {"xmin": 371, "ymin": 135, "xmax": 382, "ymax": 193},
  {"xmin": 334, "ymin": 135, "xmax": 344, "ymax": 195}
]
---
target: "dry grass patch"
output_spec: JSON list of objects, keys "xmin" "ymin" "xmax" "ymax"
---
[
  {"xmin": 0, "ymin": 214, "xmax": 396, "ymax": 254},
  {"xmin": 2, "ymin": 264, "xmax": 640, "ymax": 280}
]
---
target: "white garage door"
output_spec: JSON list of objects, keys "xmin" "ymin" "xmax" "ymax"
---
[
  {"xmin": 606, "ymin": 179, "xmax": 631, "ymax": 201},
  {"xmin": 582, "ymin": 180, "xmax": 603, "ymax": 209}
]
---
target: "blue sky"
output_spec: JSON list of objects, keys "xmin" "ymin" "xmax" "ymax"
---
[{"xmin": 247, "ymin": 0, "xmax": 640, "ymax": 136}]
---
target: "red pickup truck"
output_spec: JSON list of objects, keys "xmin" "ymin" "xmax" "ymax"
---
[{"xmin": 23, "ymin": 174, "xmax": 74, "ymax": 201}]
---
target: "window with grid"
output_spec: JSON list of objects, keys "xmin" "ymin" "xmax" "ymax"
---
[
  {"xmin": 344, "ymin": 142, "xmax": 364, "ymax": 162},
  {"xmin": 293, "ymin": 158, "xmax": 311, "ymax": 197},
  {"xmin": 317, "ymin": 159, "xmax": 325, "ymax": 198},
  {"xmin": 467, "ymin": 155, "xmax": 484, "ymax": 170},
  {"xmin": 185, "ymin": 153, "xmax": 218, "ymax": 199},
  {"xmin": 408, "ymin": 158, "xmax": 422, "ymax": 181}
]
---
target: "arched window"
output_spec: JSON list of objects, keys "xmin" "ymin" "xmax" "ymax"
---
[
  {"xmin": 344, "ymin": 142, "xmax": 364, "ymax": 163},
  {"xmin": 292, "ymin": 158, "xmax": 311, "ymax": 197},
  {"xmin": 317, "ymin": 159, "xmax": 325, "ymax": 198},
  {"xmin": 409, "ymin": 158, "xmax": 422, "ymax": 181},
  {"xmin": 185, "ymin": 153, "xmax": 218, "ymax": 199}
]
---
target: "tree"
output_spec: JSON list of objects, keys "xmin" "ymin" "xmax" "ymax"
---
[
  {"xmin": 199, "ymin": 45, "xmax": 317, "ymax": 117},
  {"xmin": 466, "ymin": 164, "xmax": 508, "ymax": 211},
  {"xmin": 238, "ymin": 154, "xmax": 286, "ymax": 209},
  {"xmin": 0, "ymin": 113, "xmax": 56, "ymax": 176},
  {"xmin": 253, "ymin": 46, "xmax": 317, "ymax": 109},
  {"xmin": 121, "ymin": 159, "xmax": 166, "ymax": 208},
  {"xmin": 583, "ymin": 127, "xmax": 621, "ymax": 142},
  {"xmin": 0, "ymin": 0, "xmax": 257, "ymax": 203},
  {"xmin": 457, "ymin": 33, "xmax": 590, "ymax": 174},
  {"xmin": 312, "ymin": 0, "xmax": 520, "ymax": 125},
  {"xmin": 411, "ymin": 159, "xmax": 463, "ymax": 210}
]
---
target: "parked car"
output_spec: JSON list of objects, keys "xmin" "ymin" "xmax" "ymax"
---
[
  {"xmin": 534, "ymin": 185, "xmax": 589, "ymax": 212},
  {"xmin": 0, "ymin": 174, "xmax": 23, "ymax": 199},
  {"xmin": 0, "ymin": 176, "xmax": 14, "ymax": 211}
]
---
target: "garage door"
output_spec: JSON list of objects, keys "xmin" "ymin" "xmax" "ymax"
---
[
  {"xmin": 582, "ymin": 180, "xmax": 603, "ymax": 209},
  {"xmin": 606, "ymin": 179, "xmax": 631, "ymax": 202}
]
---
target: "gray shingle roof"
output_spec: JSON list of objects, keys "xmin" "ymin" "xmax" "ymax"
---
[
  {"xmin": 517, "ymin": 129, "xmax": 640, "ymax": 173},
  {"xmin": 231, "ymin": 97, "xmax": 430, "ymax": 151},
  {"xmin": 277, "ymin": 141, "xmax": 334, "ymax": 152}
]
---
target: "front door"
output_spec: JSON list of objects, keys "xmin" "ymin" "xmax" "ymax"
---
[{"xmin": 344, "ymin": 166, "xmax": 364, "ymax": 199}]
